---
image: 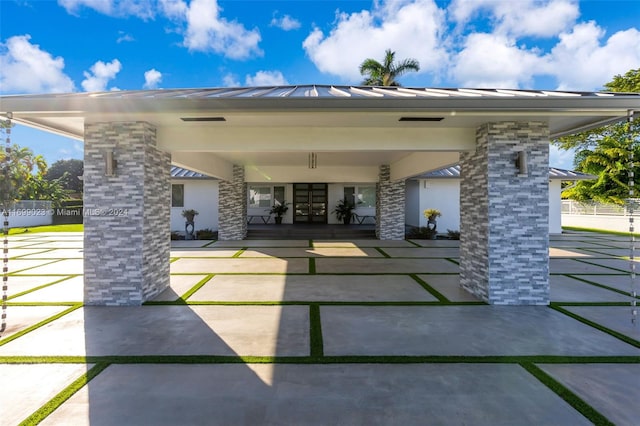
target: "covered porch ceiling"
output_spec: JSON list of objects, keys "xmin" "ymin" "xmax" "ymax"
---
[{"xmin": 2, "ymin": 85, "xmax": 639, "ymax": 181}]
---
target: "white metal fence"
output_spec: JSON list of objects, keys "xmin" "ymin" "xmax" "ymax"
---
[
  {"xmin": 561, "ymin": 200, "xmax": 640, "ymax": 216},
  {"xmin": 3, "ymin": 200, "xmax": 53, "ymax": 228}
]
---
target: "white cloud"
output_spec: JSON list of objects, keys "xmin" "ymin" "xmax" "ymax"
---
[
  {"xmin": 547, "ymin": 22, "xmax": 640, "ymax": 90},
  {"xmin": 303, "ymin": 0, "xmax": 448, "ymax": 82},
  {"xmin": 81, "ymin": 59, "xmax": 122, "ymax": 92},
  {"xmin": 448, "ymin": 0, "xmax": 579, "ymax": 38},
  {"xmin": 58, "ymin": 0, "xmax": 156, "ymax": 19},
  {"xmin": 117, "ymin": 31, "xmax": 135, "ymax": 43},
  {"xmin": 245, "ymin": 70, "xmax": 288, "ymax": 86},
  {"xmin": 270, "ymin": 13, "xmax": 301, "ymax": 31},
  {"xmin": 222, "ymin": 73, "xmax": 240, "ymax": 87},
  {"xmin": 451, "ymin": 33, "xmax": 546, "ymax": 88},
  {"xmin": 162, "ymin": 0, "xmax": 262, "ymax": 59},
  {"xmin": 550, "ymin": 145, "xmax": 576, "ymax": 170},
  {"xmin": 143, "ymin": 68, "xmax": 162, "ymax": 89},
  {"xmin": 0, "ymin": 35, "xmax": 75, "ymax": 94}
]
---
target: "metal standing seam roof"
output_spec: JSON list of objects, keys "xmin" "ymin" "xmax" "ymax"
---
[
  {"xmin": 5, "ymin": 85, "xmax": 639, "ymax": 100},
  {"xmin": 416, "ymin": 165, "xmax": 596, "ymax": 180},
  {"xmin": 170, "ymin": 166, "xmax": 213, "ymax": 179}
]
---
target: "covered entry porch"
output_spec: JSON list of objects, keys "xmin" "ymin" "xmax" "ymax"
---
[{"xmin": 3, "ymin": 85, "xmax": 638, "ymax": 306}]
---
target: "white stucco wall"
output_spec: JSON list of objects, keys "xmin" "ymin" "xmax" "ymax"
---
[
  {"xmin": 416, "ymin": 179, "xmax": 461, "ymax": 232},
  {"xmin": 170, "ymin": 179, "xmax": 219, "ymax": 232},
  {"xmin": 549, "ymin": 180, "xmax": 562, "ymax": 234},
  {"xmin": 412, "ymin": 178, "xmax": 562, "ymax": 234},
  {"xmin": 405, "ymin": 180, "xmax": 420, "ymax": 227},
  {"xmin": 247, "ymin": 183, "xmax": 293, "ymax": 224}
]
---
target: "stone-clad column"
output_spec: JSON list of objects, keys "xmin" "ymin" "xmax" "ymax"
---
[
  {"xmin": 218, "ymin": 165, "xmax": 247, "ymax": 240},
  {"xmin": 376, "ymin": 165, "xmax": 406, "ymax": 240},
  {"xmin": 459, "ymin": 121, "xmax": 549, "ymax": 305},
  {"xmin": 84, "ymin": 122, "xmax": 171, "ymax": 306}
]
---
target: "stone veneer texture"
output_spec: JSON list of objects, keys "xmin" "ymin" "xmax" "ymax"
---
[
  {"xmin": 459, "ymin": 122, "xmax": 549, "ymax": 305},
  {"xmin": 218, "ymin": 165, "xmax": 247, "ymax": 240},
  {"xmin": 376, "ymin": 165, "xmax": 406, "ymax": 240},
  {"xmin": 84, "ymin": 122, "xmax": 171, "ymax": 306}
]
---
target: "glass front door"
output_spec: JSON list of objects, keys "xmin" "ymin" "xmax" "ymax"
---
[{"xmin": 293, "ymin": 183, "xmax": 328, "ymax": 224}]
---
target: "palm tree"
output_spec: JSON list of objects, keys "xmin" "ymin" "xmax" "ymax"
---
[{"xmin": 359, "ymin": 49, "xmax": 420, "ymax": 87}]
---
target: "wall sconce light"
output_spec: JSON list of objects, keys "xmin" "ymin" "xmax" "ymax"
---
[
  {"xmin": 105, "ymin": 150, "xmax": 117, "ymax": 176},
  {"xmin": 308, "ymin": 152, "xmax": 318, "ymax": 169},
  {"xmin": 516, "ymin": 151, "xmax": 528, "ymax": 176}
]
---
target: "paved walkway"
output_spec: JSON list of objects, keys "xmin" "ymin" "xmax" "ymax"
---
[{"xmin": 1, "ymin": 231, "xmax": 638, "ymax": 425}]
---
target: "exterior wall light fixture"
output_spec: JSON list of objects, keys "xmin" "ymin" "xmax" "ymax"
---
[
  {"xmin": 105, "ymin": 150, "xmax": 117, "ymax": 176},
  {"xmin": 308, "ymin": 152, "xmax": 318, "ymax": 169},
  {"xmin": 516, "ymin": 150, "xmax": 528, "ymax": 176}
]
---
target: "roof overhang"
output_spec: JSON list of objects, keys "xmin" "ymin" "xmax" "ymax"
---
[{"xmin": 1, "ymin": 86, "xmax": 638, "ymax": 181}]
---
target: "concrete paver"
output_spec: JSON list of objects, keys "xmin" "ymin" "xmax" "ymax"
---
[
  {"xmin": 321, "ymin": 305, "xmax": 640, "ymax": 356},
  {"xmin": 5, "ymin": 275, "xmax": 74, "ymax": 298},
  {"xmin": 550, "ymin": 258, "xmax": 625, "ymax": 274},
  {"xmin": 10, "ymin": 276, "xmax": 83, "ymax": 303},
  {"xmin": 152, "ymin": 274, "xmax": 211, "ymax": 301},
  {"xmin": 538, "ymin": 364, "xmax": 640, "ymax": 426},
  {"xmin": 0, "ymin": 305, "xmax": 310, "ymax": 357},
  {"xmin": 42, "ymin": 363, "xmax": 590, "ymax": 426},
  {"xmin": 189, "ymin": 274, "xmax": 437, "ymax": 302},
  {"xmin": 562, "ymin": 306, "xmax": 640, "ymax": 341},
  {"xmin": 0, "ymin": 305, "xmax": 73, "ymax": 339},
  {"xmin": 0, "ymin": 363, "xmax": 92, "ymax": 426},
  {"xmin": 569, "ymin": 274, "xmax": 634, "ymax": 293},
  {"xmin": 315, "ymin": 257, "xmax": 459, "ymax": 274},
  {"xmin": 550, "ymin": 275, "xmax": 630, "ymax": 302},
  {"xmin": 382, "ymin": 247, "xmax": 460, "ymax": 258},
  {"xmin": 1, "ymin": 230, "xmax": 639, "ymax": 425},
  {"xmin": 239, "ymin": 247, "xmax": 384, "ymax": 258},
  {"xmin": 7, "ymin": 259, "xmax": 61, "ymax": 274},
  {"xmin": 169, "ymin": 248, "xmax": 240, "ymax": 257},
  {"xmin": 170, "ymin": 257, "xmax": 309, "ymax": 274},
  {"xmin": 416, "ymin": 274, "xmax": 481, "ymax": 302}
]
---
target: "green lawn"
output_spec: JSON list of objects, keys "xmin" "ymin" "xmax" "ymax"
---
[{"xmin": 8, "ymin": 224, "xmax": 84, "ymax": 235}]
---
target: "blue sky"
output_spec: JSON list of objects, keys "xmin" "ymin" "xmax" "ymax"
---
[{"xmin": 1, "ymin": 0, "xmax": 640, "ymax": 169}]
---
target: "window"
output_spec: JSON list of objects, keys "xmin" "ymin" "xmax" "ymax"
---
[
  {"xmin": 249, "ymin": 186, "xmax": 272, "ymax": 208},
  {"xmin": 274, "ymin": 186, "xmax": 285, "ymax": 204},
  {"xmin": 171, "ymin": 184, "xmax": 184, "ymax": 207},
  {"xmin": 357, "ymin": 186, "xmax": 376, "ymax": 208},
  {"xmin": 343, "ymin": 185, "xmax": 375, "ymax": 208}
]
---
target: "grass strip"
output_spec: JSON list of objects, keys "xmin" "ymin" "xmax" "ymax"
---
[
  {"xmin": 551, "ymin": 302, "xmax": 633, "ymax": 307},
  {"xmin": 232, "ymin": 248, "xmax": 247, "ymax": 258},
  {"xmin": 574, "ymin": 258, "xmax": 629, "ymax": 274},
  {"xmin": 0, "ymin": 304, "xmax": 82, "ymax": 346},
  {"xmin": 309, "ymin": 239, "xmax": 314, "ymax": 248},
  {"xmin": 7, "ymin": 275, "xmax": 78, "ymax": 301},
  {"xmin": 8, "ymin": 224, "xmax": 84, "ymax": 235},
  {"xmin": 309, "ymin": 304, "xmax": 324, "ymax": 358},
  {"xmin": 142, "ymin": 300, "xmax": 482, "ymax": 306},
  {"xmin": 562, "ymin": 226, "xmax": 640, "ymax": 238},
  {"xmin": 521, "ymin": 363, "xmax": 614, "ymax": 426},
  {"xmin": 410, "ymin": 274, "xmax": 450, "ymax": 303},
  {"xmin": 374, "ymin": 247, "xmax": 391, "ymax": 258},
  {"xmin": 2, "ymin": 355, "xmax": 638, "ymax": 366},
  {"xmin": 446, "ymin": 258, "xmax": 460, "ymax": 265},
  {"xmin": 179, "ymin": 274, "xmax": 215, "ymax": 301},
  {"xmin": 551, "ymin": 305, "xmax": 640, "ymax": 348},
  {"xmin": 309, "ymin": 258, "xmax": 316, "ymax": 274},
  {"xmin": 19, "ymin": 362, "xmax": 110, "ymax": 426},
  {"xmin": 567, "ymin": 274, "xmax": 640, "ymax": 299},
  {"xmin": 405, "ymin": 239, "xmax": 423, "ymax": 247},
  {"xmin": 202, "ymin": 240, "xmax": 218, "ymax": 247}
]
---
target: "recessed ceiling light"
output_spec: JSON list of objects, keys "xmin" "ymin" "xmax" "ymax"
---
[
  {"xmin": 399, "ymin": 117, "xmax": 444, "ymax": 122},
  {"xmin": 181, "ymin": 117, "xmax": 226, "ymax": 122}
]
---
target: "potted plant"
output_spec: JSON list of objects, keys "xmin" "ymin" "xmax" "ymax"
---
[
  {"xmin": 423, "ymin": 208, "xmax": 441, "ymax": 239},
  {"xmin": 267, "ymin": 201, "xmax": 290, "ymax": 224},
  {"xmin": 333, "ymin": 198, "xmax": 356, "ymax": 225},
  {"xmin": 181, "ymin": 209, "xmax": 199, "ymax": 223}
]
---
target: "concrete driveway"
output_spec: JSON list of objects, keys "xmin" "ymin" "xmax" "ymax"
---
[{"xmin": 1, "ymin": 231, "xmax": 638, "ymax": 425}]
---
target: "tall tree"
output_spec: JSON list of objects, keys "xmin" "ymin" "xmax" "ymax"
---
[
  {"xmin": 46, "ymin": 159, "xmax": 83, "ymax": 194},
  {"xmin": 553, "ymin": 68, "xmax": 640, "ymax": 205},
  {"xmin": 359, "ymin": 49, "xmax": 420, "ymax": 87}
]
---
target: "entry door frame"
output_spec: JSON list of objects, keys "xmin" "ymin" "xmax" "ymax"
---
[{"xmin": 293, "ymin": 183, "xmax": 328, "ymax": 224}]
